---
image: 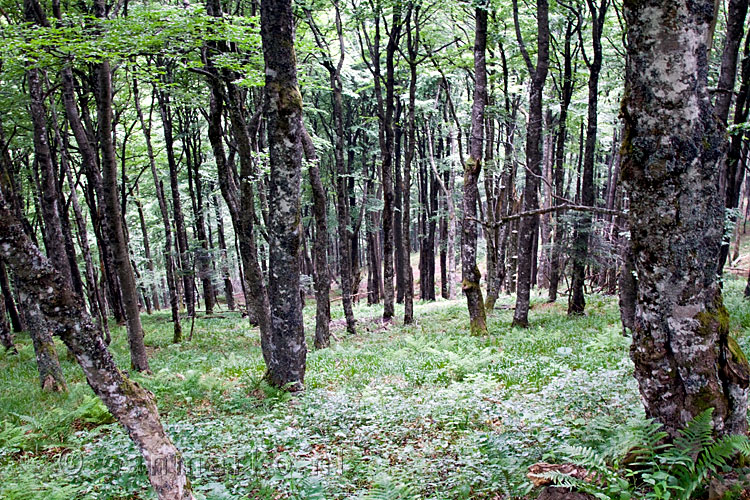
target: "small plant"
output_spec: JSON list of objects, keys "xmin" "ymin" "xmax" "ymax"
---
[{"xmin": 544, "ymin": 409, "xmax": 750, "ymax": 500}]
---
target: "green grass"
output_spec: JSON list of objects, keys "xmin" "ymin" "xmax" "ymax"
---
[{"xmin": 0, "ymin": 278, "xmax": 748, "ymax": 499}]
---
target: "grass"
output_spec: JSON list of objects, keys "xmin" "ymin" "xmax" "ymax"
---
[{"xmin": 0, "ymin": 276, "xmax": 748, "ymax": 499}]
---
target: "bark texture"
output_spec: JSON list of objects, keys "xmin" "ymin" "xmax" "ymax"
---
[
  {"xmin": 461, "ymin": 2, "xmax": 488, "ymax": 335},
  {"xmin": 261, "ymin": 0, "xmax": 307, "ymax": 390},
  {"xmin": 622, "ymin": 0, "xmax": 749, "ymax": 437},
  {"xmin": 0, "ymin": 198, "xmax": 194, "ymax": 500}
]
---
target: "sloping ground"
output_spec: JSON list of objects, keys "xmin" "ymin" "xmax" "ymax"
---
[{"xmin": 0, "ymin": 279, "xmax": 748, "ymax": 499}]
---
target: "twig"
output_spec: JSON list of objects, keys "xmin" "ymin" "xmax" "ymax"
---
[{"xmin": 469, "ymin": 203, "xmax": 626, "ymax": 228}]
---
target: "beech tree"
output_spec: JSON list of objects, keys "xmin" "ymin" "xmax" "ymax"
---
[
  {"xmin": 461, "ymin": 1, "xmax": 489, "ymax": 336},
  {"xmin": 260, "ymin": 0, "xmax": 307, "ymax": 390},
  {"xmin": 622, "ymin": 0, "xmax": 749, "ymax": 436}
]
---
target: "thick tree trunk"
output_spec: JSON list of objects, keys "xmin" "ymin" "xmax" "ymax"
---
[
  {"xmin": 95, "ymin": 58, "xmax": 150, "ymax": 372},
  {"xmin": 261, "ymin": 0, "xmax": 307, "ymax": 390},
  {"xmin": 622, "ymin": 0, "xmax": 749, "ymax": 437},
  {"xmin": 512, "ymin": 0, "xmax": 549, "ymax": 327},
  {"xmin": 462, "ymin": 2, "xmax": 489, "ymax": 335},
  {"xmin": 0, "ymin": 198, "xmax": 194, "ymax": 500}
]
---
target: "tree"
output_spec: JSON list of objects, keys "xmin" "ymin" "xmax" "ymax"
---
[
  {"xmin": 0, "ymin": 193, "xmax": 194, "ymax": 500},
  {"xmin": 512, "ymin": 0, "xmax": 550, "ymax": 327},
  {"xmin": 260, "ymin": 0, "xmax": 307, "ymax": 390},
  {"xmin": 622, "ymin": 0, "xmax": 749, "ymax": 437},
  {"xmin": 461, "ymin": 1, "xmax": 489, "ymax": 336},
  {"xmin": 568, "ymin": 0, "xmax": 609, "ymax": 315}
]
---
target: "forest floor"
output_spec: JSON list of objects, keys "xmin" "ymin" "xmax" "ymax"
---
[{"xmin": 1, "ymin": 276, "xmax": 749, "ymax": 500}]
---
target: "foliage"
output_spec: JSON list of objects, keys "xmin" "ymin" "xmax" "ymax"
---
[{"xmin": 544, "ymin": 409, "xmax": 750, "ymax": 500}]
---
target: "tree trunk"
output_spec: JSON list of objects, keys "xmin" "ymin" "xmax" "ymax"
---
[
  {"xmin": 622, "ymin": 0, "xmax": 749, "ymax": 437},
  {"xmin": 156, "ymin": 85, "xmax": 195, "ymax": 319},
  {"xmin": 462, "ymin": 2, "xmax": 489, "ymax": 335},
  {"xmin": 0, "ymin": 197, "xmax": 194, "ymax": 500},
  {"xmin": 95, "ymin": 56, "xmax": 150, "ymax": 372},
  {"xmin": 133, "ymin": 80, "xmax": 182, "ymax": 343},
  {"xmin": 213, "ymin": 195, "xmax": 235, "ymax": 311},
  {"xmin": 261, "ymin": 0, "xmax": 307, "ymax": 390},
  {"xmin": 301, "ymin": 127, "xmax": 331, "ymax": 349},
  {"xmin": 569, "ymin": 0, "xmax": 607, "ymax": 315},
  {"xmin": 0, "ymin": 262, "xmax": 24, "ymax": 332},
  {"xmin": 512, "ymin": 0, "xmax": 549, "ymax": 327}
]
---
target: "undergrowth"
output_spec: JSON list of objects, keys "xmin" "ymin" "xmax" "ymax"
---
[{"xmin": 0, "ymin": 276, "xmax": 747, "ymax": 499}]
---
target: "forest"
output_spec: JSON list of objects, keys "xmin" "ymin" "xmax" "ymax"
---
[{"xmin": 1, "ymin": 0, "xmax": 750, "ymax": 497}]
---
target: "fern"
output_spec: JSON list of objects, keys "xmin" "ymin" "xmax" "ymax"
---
[
  {"xmin": 363, "ymin": 476, "xmax": 417, "ymax": 500},
  {"xmin": 546, "ymin": 409, "xmax": 750, "ymax": 500}
]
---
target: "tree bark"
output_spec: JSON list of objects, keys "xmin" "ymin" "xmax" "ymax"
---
[
  {"xmin": 622, "ymin": 0, "xmax": 749, "ymax": 437},
  {"xmin": 261, "ymin": 0, "xmax": 307, "ymax": 390},
  {"xmin": 0, "ymin": 196, "xmax": 194, "ymax": 500},
  {"xmin": 512, "ymin": 0, "xmax": 550, "ymax": 327},
  {"xmin": 462, "ymin": 1, "xmax": 489, "ymax": 335}
]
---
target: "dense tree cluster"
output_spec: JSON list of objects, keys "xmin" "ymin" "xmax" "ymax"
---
[{"xmin": 0, "ymin": 0, "xmax": 749, "ymax": 496}]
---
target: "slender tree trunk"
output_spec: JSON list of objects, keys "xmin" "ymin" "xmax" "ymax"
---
[
  {"xmin": 301, "ymin": 127, "xmax": 331, "ymax": 349},
  {"xmin": 261, "ymin": 0, "xmax": 307, "ymax": 390},
  {"xmin": 718, "ymin": 17, "xmax": 750, "ymax": 276},
  {"xmin": 462, "ymin": 2, "xmax": 489, "ymax": 335},
  {"xmin": 0, "ymin": 262, "xmax": 23, "ymax": 332},
  {"xmin": 135, "ymin": 185, "xmax": 159, "ymax": 313},
  {"xmin": 156, "ymin": 85, "xmax": 195, "ymax": 318},
  {"xmin": 512, "ymin": 0, "xmax": 549, "ymax": 327},
  {"xmin": 0, "ymin": 282, "xmax": 15, "ymax": 353},
  {"xmin": 622, "ymin": 0, "xmax": 749, "ymax": 437},
  {"xmin": 96, "ymin": 58, "xmax": 149, "ymax": 372},
  {"xmin": 133, "ymin": 80, "xmax": 182, "ymax": 342},
  {"xmin": 381, "ymin": 4, "xmax": 403, "ymax": 322},
  {"xmin": 569, "ymin": 0, "xmax": 607, "ymax": 315},
  {"xmin": 213, "ymin": 195, "xmax": 235, "ymax": 311}
]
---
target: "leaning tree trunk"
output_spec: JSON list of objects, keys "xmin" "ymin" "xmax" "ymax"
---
[
  {"xmin": 0, "ymin": 196, "xmax": 194, "ymax": 500},
  {"xmin": 622, "ymin": 0, "xmax": 749, "ymax": 437},
  {"xmin": 260, "ymin": 0, "xmax": 307, "ymax": 391},
  {"xmin": 461, "ymin": 2, "xmax": 489, "ymax": 335}
]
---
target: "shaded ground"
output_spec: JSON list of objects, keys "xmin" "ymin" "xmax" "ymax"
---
[{"xmin": 1, "ymin": 277, "xmax": 749, "ymax": 499}]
